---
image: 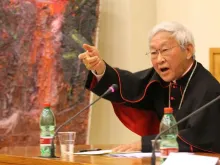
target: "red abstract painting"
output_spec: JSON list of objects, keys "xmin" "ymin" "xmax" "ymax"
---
[{"xmin": 0, "ymin": 0, "xmax": 99, "ymax": 146}]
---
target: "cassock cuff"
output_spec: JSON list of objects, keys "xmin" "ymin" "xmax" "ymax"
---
[
  {"xmin": 91, "ymin": 69, "xmax": 105, "ymax": 81},
  {"xmin": 141, "ymin": 135, "xmax": 157, "ymax": 152}
]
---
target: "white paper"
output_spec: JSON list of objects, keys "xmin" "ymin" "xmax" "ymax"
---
[
  {"xmin": 74, "ymin": 150, "xmax": 161, "ymax": 158},
  {"xmin": 74, "ymin": 149, "xmax": 112, "ymax": 155},
  {"xmin": 163, "ymin": 153, "xmax": 219, "ymax": 165},
  {"xmin": 107, "ymin": 152, "xmax": 161, "ymax": 158}
]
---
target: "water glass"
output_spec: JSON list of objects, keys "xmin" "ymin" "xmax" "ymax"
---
[{"xmin": 58, "ymin": 131, "xmax": 76, "ymax": 159}]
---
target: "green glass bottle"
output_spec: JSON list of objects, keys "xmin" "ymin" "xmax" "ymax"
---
[{"xmin": 39, "ymin": 103, "xmax": 56, "ymax": 157}]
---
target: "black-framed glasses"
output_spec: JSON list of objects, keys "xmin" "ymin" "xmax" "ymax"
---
[{"xmin": 146, "ymin": 45, "xmax": 183, "ymax": 59}]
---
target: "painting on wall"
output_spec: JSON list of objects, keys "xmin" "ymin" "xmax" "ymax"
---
[{"xmin": 0, "ymin": 0, "xmax": 99, "ymax": 146}]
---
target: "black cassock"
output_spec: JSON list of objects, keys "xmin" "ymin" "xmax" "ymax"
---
[{"xmin": 85, "ymin": 60, "xmax": 220, "ymax": 153}]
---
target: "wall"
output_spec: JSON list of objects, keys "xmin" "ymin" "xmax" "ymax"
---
[{"xmin": 89, "ymin": 0, "xmax": 156, "ymax": 144}]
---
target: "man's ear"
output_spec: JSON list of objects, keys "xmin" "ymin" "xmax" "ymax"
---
[{"xmin": 185, "ymin": 44, "xmax": 194, "ymax": 59}]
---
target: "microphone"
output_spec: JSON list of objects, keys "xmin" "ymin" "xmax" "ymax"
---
[
  {"xmin": 151, "ymin": 95, "xmax": 220, "ymax": 165},
  {"xmin": 50, "ymin": 84, "xmax": 119, "ymax": 158}
]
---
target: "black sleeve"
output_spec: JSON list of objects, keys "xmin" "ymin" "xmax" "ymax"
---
[
  {"xmin": 177, "ymin": 138, "xmax": 201, "ymax": 152},
  {"xmin": 85, "ymin": 63, "xmax": 124, "ymax": 103},
  {"xmin": 177, "ymin": 92, "xmax": 220, "ymax": 153},
  {"xmin": 85, "ymin": 62, "xmax": 156, "ymax": 106},
  {"xmin": 175, "ymin": 68, "xmax": 220, "ymax": 153}
]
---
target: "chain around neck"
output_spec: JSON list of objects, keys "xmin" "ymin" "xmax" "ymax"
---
[{"xmin": 168, "ymin": 61, "xmax": 198, "ymax": 110}]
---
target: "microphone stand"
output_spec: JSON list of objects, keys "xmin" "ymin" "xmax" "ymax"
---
[
  {"xmin": 151, "ymin": 95, "xmax": 220, "ymax": 165},
  {"xmin": 50, "ymin": 85, "xmax": 118, "ymax": 158}
]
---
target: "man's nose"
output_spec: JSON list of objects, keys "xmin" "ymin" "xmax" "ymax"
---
[{"xmin": 156, "ymin": 51, "xmax": 165, "ymax": 63}]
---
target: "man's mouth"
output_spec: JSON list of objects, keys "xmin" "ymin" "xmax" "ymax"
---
[{"xmin": 160, "ymin": 68, "xmax": 169, "ymax": 72}]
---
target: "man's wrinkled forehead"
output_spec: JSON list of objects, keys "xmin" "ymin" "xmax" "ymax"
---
[{"xmin": 149, "ymin": 32, "xmax": 177, "ymax": 48}]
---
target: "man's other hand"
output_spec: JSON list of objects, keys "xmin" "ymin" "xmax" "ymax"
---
[{"xmin": 112, "ymin": 140, "xmax": 141, "ymax": 152}]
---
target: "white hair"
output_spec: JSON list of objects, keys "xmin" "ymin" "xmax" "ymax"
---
[{"xmin": 148, "ymin": 21, "xmax": 196, "ymax": 56}]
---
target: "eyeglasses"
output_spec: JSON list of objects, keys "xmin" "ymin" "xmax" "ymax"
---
[{"xmin": 146, "ymin": 45, "xmax": 183, "ymax": 59}]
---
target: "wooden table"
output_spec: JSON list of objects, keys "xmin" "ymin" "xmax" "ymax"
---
[{"xmin": 0, "ymin": 145, "xmax": 219, "ymax": 165}]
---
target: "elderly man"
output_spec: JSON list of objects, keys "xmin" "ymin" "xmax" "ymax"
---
[{"xmin": 78, "ymin": 22, "xmax": 220, "ymax": 153}]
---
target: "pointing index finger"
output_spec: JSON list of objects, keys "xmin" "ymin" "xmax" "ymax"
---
[{"xmin": 83, "ymin": 44, "xmax": 95, "ymax": 52}]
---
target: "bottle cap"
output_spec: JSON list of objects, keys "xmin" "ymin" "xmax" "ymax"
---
[
  {"xmin": 164, "ymin": 107, "xmax": 173, "ymax": 114},
  {"xmin": 44, "ymin": 103, "xmax": 50, "ymax": 107}
]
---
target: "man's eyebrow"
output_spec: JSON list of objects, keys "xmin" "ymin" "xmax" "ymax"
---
[{"xmin": 150, "ymin": 42, "xmax": 170, "ymax": 49}]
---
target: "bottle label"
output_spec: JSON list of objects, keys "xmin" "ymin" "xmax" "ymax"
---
[
  {"xmin": 160, "ymin": 147, "xmax": 178, "ymax": 158},
  {"xmin": 40, "ymin": 136, "xmax": 55, "ymax": 157},
  {"xmin": 40, "ymin": 136, "xmax": 53, "ymax": 146}
]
